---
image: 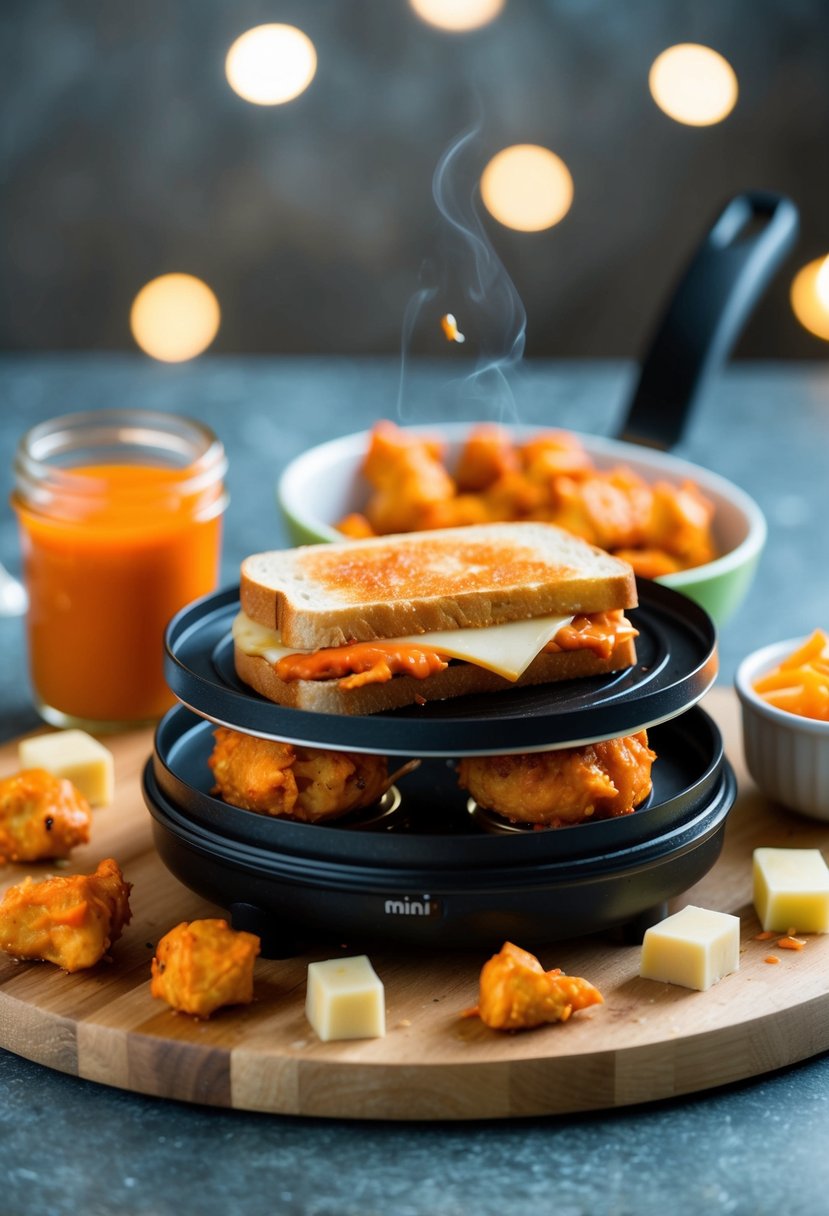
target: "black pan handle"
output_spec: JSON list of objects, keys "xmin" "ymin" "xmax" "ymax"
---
[{"xmin": 619, "ymin": 191, "xmax": 799, "ymax": 450}]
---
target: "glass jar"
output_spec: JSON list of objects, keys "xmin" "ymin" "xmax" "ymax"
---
[{"xmin": 12, "ymin": 409, "xmax": 228, "ymax": 730}]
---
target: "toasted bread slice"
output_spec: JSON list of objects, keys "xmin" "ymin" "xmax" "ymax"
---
[
  {"xmin": 234, "ymin": 635, "xmax": 638, "ymax": 717},
  {"xmin": 240, "ymin": 523, "xmax": 637, "ymax": 649}
]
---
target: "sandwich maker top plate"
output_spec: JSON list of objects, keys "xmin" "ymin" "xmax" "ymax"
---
[{"xmin": 164, "ymin": 579, "xmax": 717, "ymax": 757}]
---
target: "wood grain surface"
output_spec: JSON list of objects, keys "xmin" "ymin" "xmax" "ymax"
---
[{"xmin": 2, "ymin": 689, "xmax": 829, "ymax": 1121}]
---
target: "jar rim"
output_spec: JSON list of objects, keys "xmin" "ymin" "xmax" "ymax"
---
[{"xmin": 13, "ymin": 408, "xmax": 228, "ymax": 509}]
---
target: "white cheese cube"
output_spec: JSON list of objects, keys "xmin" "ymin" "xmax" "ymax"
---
[
  {"xmin": 18, "ymin": 730, "xmax": 114, "ymax": 806},
  {"xmin": 639, "ymin": 904, "xmax": 740, "ymax": 991},
  {"xmin": 305, "ymin": 955, "xmax": 385, "ymax": 1042},
  {"xmin": 753, "ymin": 847, "xmax": 829, "ymax": 934}
]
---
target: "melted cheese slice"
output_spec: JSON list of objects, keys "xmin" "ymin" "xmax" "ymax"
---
[{"xmin": 232, "ymin": 609, "xmax": 574, "ymax": 682}]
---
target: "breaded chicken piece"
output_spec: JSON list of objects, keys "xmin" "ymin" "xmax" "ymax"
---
[
  {"xmin": 150, "ymin": 919, "xmax": 260, "ymax": 1019},
  {"xmin": 0, "ymin": 858, "xmax": 132, "ymax": 972},
  {"xmin": 458, "ymin": 731, "xmax": 656, "ymax": 827},
  {"xmin": 362, "ymin": 420, "xmax": 456, "ymax": 535},
  {"xmin": 454, "ymin": 424, "xmax": 520, "ymax": 491},
  {"xmin": 468, "ymin": 941, "xmax": 603, "ymax": 1031},
  {"xmin": 0, "ymin": 768, "xmax": 91, "ymax": 863},
  {"xmin": 544, "ymin": 470, "xmax": 651, "ymax": 553},
  {"xmin": 208, "ymin": 728, "xmax": 390, "ymax": 823}
]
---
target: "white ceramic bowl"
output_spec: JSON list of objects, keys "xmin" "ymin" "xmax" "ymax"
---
[
  {"xmin": 736, "ymin": 637, "xmax": 829, "ymax": 821},
  {"xmin": 278, "ymin": 423, "xmax": 767, "ymax": 627}
]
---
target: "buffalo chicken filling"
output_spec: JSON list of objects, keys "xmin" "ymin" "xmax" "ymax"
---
[{"xmin": 274, "ymin": 611, "xmax": 637, "ymax": 691}]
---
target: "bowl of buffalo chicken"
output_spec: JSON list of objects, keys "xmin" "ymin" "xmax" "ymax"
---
[{"xmin": 278, "ymin": 420, "xmax": 766, "ymax": 627}]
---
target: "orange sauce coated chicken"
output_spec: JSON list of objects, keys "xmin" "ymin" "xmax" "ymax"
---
[
  {"xmin": 0, "ymin": 768, "xmax": 91, "ymax": 864},
  {"xmin": 468, "ymin": 941, "xmax": 603, "ymax": 1031},
  {"xmin": 458, "ymin": 731, "xmax": 655, "ymax": 827},
  {"xmin": 208, "ymin": 727, "xmax": 391, "ymax": 823},
  {"xmin": 151, "ymin": 918, "xmax": 260, "ymax": 1019},
  {"xmin": 338, "ymin": 421, "xmax": 716, "ymax": 578},
  {"xmin": 0, "ymin": 858, "xmax": 132, "ymax": 972}
]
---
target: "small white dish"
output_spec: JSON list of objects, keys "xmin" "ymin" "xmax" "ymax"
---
[{"xmin": 736, "ymin": 637, "xmax": 829, "ymax": 821}]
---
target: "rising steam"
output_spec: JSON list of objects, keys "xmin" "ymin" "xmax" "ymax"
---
[{"xmin": 397, "ymin": 126, "xmax": 527, "ymax": 423}]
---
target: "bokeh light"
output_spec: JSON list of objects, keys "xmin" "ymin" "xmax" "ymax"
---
[
  {"xmin": 130, "ymin": 274, "xmax": 221, "ymax": 362},
  {"xmin": 815, "ymin": 255, "xmax": 829, "ymax": 312},
  {"xmin": 225, "ymin": 24, "xmax": 317, "ymax": 106},
  {"xmin": 790, "ymin": 257, "xmax": 829, "ymax": 342},
  {"xmin": 480, "ymin": 145, "xmax": 573, "ymax": 232},
  {"xmin": 649, "ymin": 43, "xmax": 738, "ymax": 126},
  {"xmin": 409, "ymin": 0, "xmax": 505, "ymax": 32}
]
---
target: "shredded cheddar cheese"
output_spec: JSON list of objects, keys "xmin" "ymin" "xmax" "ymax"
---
[
  {"xmin": 753, "ymin": 630, "xmax": 829, "ymax": 721},
  {"xmin": 776, "ymin": 935, "xmax": 806, "ymax": 951}
]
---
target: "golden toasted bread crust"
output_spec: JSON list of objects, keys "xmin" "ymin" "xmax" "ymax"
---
[
  {"xmin": 233, "ymin": 636, "xmax": 638, "ymax": 717},
  {"xmin": 240, "ymin": 523, "xmax": 638, "ymax": 649}
]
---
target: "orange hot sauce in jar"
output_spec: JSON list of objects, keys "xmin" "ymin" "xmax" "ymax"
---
[{"xmin": 12, "ymin": 410, "xmax": 228, "ymax": 730}]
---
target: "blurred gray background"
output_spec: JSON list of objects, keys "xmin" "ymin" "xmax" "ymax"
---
[{"xmin": 1, "ymin": 0, "xmax": 828, "ymax": 359}]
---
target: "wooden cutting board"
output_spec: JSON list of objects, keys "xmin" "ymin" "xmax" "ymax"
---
[{"xmin": 2, "ymin": 688, "xmax": 829, "ymax": 1121}]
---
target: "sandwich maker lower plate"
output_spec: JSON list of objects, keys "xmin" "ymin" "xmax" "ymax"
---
[
  {"xmin": 143, "ymin": 702, "xmax": 735, "ymax": 954},
  {"xmin": 164, "ymin": 579, "xmax": 718, "ymax": 756}
]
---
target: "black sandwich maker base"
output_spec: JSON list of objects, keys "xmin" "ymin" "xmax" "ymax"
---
[{"xmin": 142, "ymin": 703, "xmax": 735, "ymax": 956}]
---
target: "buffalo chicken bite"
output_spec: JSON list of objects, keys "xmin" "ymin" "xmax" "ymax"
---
[
  {"xmin": 208, "ymin": 727, "xmax": 391, "ymax": 823},
  {"xmin": 0, "ymin": 858, "xmax": 132, "ymax": 972},
  {"xmin": 0, "ymin": 768, "xmax": 91, "ymax": 863},
  {"xmin": 469, "ymin": 941, "xmax": 603, "ymax": 1031},
  {"xmin": 150, "ymin": 919, "xmax": 260, "ymax": 1019},
  {"xmin": 458, "ymin": 731, "xmax": 656, "ymax": 827}
]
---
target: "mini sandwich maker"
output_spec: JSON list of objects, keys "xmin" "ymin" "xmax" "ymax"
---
[{"xmin": 142, "ymin": 577, "xmax": 734, "ymax": 956}]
